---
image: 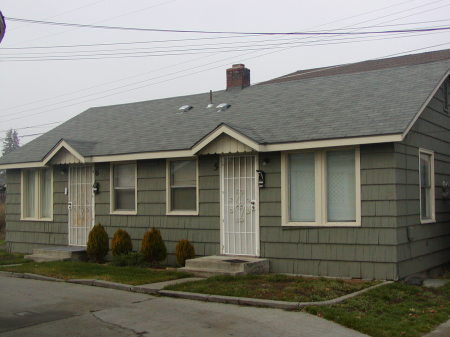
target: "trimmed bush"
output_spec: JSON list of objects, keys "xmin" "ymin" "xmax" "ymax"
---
[
  {"xmin": 111, "ymin": 229, "xmax": 133, "ymax": 256},
  {"xmin": 86, "ymin": 223, "xmax": 109, "ymax": 263},
  {"xmin": 140, "ymin": 228, "xmax": 167, "ymax": 264},
  {"xmin": 175, "ymin": 239, "xmax": 195, "ymax": 267},
  {"xmin": 111, "ymin": 252, "xmax": 146, "ymax": 267}
]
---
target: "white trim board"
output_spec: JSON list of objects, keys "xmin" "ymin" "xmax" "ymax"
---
[{"xmin": 0, "ymin": 133, "xmax": 403, "ymax": 169}]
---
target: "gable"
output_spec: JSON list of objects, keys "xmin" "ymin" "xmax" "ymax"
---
[
  {"xmin": 198, "ymin": 134, "xmax": 254, "ymax": 155},
  {"xmin": 49, "ymin": 148, "xmax": 82, "ymax": 165}
]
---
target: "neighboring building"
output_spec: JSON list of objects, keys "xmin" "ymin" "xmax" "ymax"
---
[{"xmin": 0, "ymin": 49, "xmax": 449, "ymax": 280}]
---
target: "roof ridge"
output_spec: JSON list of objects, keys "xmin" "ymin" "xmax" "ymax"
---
[{"xmin": 258, "ymin": 48, "xmax": 450, "ymax": 85}]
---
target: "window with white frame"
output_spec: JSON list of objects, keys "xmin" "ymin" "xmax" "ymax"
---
[
  {"xmin": 167, "ymin": 159, "xmax": 197, "ymax": 213},
  {"xmin": 283, "ymin": 148, "xmax": 360, "ymax": 226},
  {"xmin": 22, "ymin": 168, "xmax": 52, "ymax": 220},
  {"xmin": 419, "ymin": 149, "xmax": 435, "ymax": 223},
  {"xmin": 111, "ymin": 163, "xmax": 136, "ymax": 213}
]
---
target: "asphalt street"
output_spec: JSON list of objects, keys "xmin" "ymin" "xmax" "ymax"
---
[{"xmin": 0, "ymin": 275, "xmax": 368, "ymax": 337}]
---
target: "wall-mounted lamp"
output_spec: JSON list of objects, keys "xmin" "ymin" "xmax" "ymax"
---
[
  {"xmin": 442, "ymin": 180, "xmax": 449, "ymax": 200},
  {"xmin": 60, "ymin": 166, "xmax": 68, "ymax": 176},
  {"xmin": 262, "ymin": 158, "xmax": 270, "ymax": 166},
  {"xmin": 213, "ymin": 161, "xmax": 219, "ymax": 171},
  {"xmin": 93, "ymin": 182, "xmax": 100, "ymax": 194},
  {"xmin": 256, "ymin": 170, "xmax": 265, "ymax": 188}
]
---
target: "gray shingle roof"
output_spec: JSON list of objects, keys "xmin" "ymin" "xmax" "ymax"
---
[{"xmin": 1, "ymin": 57, "xmax": 449, "ymax": 165}]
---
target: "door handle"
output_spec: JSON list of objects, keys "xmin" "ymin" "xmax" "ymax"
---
[
  {"xmin": 68, "ymin": 202, "xmax": 72, "ymax": 210},
  {"xmin": 250, "ymin": 200, "xmax": 256, "ymax": 210}
]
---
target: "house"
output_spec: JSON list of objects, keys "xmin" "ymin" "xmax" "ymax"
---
[{"xmin": 1, "ymin": 49, "xmax": 449, "ymax": 280}]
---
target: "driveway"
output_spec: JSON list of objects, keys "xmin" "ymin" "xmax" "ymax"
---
[{"xmin": 0, "ymin": 275, "xmax": 368, "ymax": 337}]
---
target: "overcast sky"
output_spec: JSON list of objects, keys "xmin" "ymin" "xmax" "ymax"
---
[{"xmin": 0, "ymin": 0, "xmax": 449, "ymax": 151}]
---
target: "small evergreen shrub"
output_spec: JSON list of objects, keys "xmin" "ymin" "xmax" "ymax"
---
[
  {"xmin": 111, "ymin": 252, "xmax": 146, "ymax": 267},
  {"xmin": 175, "ymin": 239, "xmax": 195, "ymax": 267},
  {"xmin": 111, "ymin": 229, "xmax": 133, "ymax": 256},
  {"xmin": 86, "ymin": 223, "xmax": 109, "ymax": 263},
  {"xmin": 140, "ymin": 228, "xmax": 167, "ymax": 264}
]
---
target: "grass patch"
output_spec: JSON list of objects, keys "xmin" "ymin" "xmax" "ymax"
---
[
  {"xmin": 0, "ymin": 248, "xmax": 29, "ymax": 265},
  {"xmin": 305, "ymin": 281, "xmax": 450, "ymax": 337},
  {"xmin": 165, "ymin": 274, "xmax": 379, "ymax": 302},
  {"xmin": 2, "ymin": 261, "xmax": 191, "ymax": 285}
]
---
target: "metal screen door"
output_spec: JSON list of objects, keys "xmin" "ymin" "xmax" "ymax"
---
[
  {"xmin": 221, "ymin": 155, "xmax": 259, "ymax": 256},
  {"xmin": 68, "ymin": 166, "xmax": 95, "ymax": 246}
]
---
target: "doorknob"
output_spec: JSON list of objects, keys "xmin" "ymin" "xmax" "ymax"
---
[
  {"xmin": 250, "ymin": 200, "xmax": 256, "ymax": 210},
  {"xmin": 68, "ymin": 202, "xmax": 72, "ymax": 210}
]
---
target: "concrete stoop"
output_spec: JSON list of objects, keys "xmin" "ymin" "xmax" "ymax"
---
[
  {"xmin": 179, "ymin": 255, "xmax": 269, "ymax": 277},
  {"xmin": 25, "ymin": 246, "xmax": 87, "ymax": 262}
]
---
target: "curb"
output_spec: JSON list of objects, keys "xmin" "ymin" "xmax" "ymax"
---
[{"xmin": 0, "ymin": 271, "xmax": 391, "ymax": 310}]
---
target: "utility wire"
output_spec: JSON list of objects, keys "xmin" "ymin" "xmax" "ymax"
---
[
  {"xmin": 1, "ymin": 29, "xmax": 445, "ymax": 59},
  {"xmin": 5, "ymin": 16, "xmax": 450, "ymax": 36},
  {"xmin": 0, "ymin": 132, "xmax": 45, "ymax": 141},
  {"xmin": 1, "ymin": 0, "xmax": 444, "ymax": 119},
  {"xmin": 0, "ymin": 0, "xmax": 437, "ymax": 111},
  {"xmin": 3, "ymin": 19, "xmax": 450, "ymax": 50},
  {"xmin": 1, "ymin": 26, "xmax": 448, "ymax": 57},
  {"xmin": 0, "ymin": 29, "xmax": 445, "ymax": 120},
  {"xmin": 0, "ymin": 121, "xmax": 63, "ymax": 133},
  {"xmin": 1, "ymin": 41, "xmax": 449, "ymax": 124},
  {"xmin": 0, "ymin": 30, "xmax": 447, "ymax": 62}
]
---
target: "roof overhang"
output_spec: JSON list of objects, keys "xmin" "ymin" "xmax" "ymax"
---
[{"xmin": 0, "ymin": 132, "xmax": 403, "ymax": 169}]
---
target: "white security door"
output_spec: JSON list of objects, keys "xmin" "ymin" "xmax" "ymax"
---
[
  {"xmin": 68, "ymin": 166, "xmax": 95, "ymax": 246},
  {"xmin": 221, "ymin": 155, "xmax": 259, "ymax": 256}
]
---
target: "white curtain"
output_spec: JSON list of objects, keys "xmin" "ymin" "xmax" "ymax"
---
[
  {"xmin": 327, "ymin": 150, "xmax": 356, "ymax": 222},
  {"xmin": 40, "ymin": 168, "xmax": 52, "ymax": 218},
  {"xmin": 24, "ymin": 170, "xmax": 36, "ymax": 218},
  {"xmin": 289, "ymin": 153, "xmax": 315, "ymax": 222}
]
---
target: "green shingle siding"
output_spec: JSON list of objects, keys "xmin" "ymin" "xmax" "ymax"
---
[{"xmin": 396, "ymin": 79, "xmax": 450, "ymax": 278}]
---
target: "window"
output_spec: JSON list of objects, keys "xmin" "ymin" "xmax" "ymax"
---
[
  {"xmin": 21, "ymin": 168, "xmax": 52, "ymax": 220},
  {"xmin": 167, "ymin": 159, "xmax": 198, "ymax": 214},
  {"xmin": 419, "ymin": 149, "xmax": 435, "ymax": 223},
  {"xmin": 111, "ymin": 162, "xmax": 136, "ymax": 214},
  {"xmin": 282, "ymin": 148, "xmax": 360, "ymax": 226}
]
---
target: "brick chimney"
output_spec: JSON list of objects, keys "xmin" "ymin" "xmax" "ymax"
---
[{"xmin": 226, "ymin": 64, "xmax": 250, "ymax": 90}]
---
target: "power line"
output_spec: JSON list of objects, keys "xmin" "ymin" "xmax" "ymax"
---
[
  {"xmin": 3, "ymin": 19, "xmax": 450, "ymax": 50},
  {"xmin": 5, "ymin": 16, "xmax": 450, "ymax": 36},
  {"xmin": 0, "ymin": 132, "xmax": 45, "ymax": 141},
  {"xmin": 1, "ymin": 25, "xmax": 448, "ymax": 57},
  {"xmin": 1, "ymin": 29, "xmax": 445, "ymax": 60},
  {"xmin": 0, "ymin": 121, "xmax": 63, "ymax": 133},
  {"xmin": 1, "ymin": 41, "xmax": 449, "ymax": 124},
  {"xmin": 0, "ymin": 30, "xmax": 445, "ymax": 121},
  {"xmin": 0, "ymin": 0, "xmax": 444, "ymax": 120},
  {"xmin": 0, "ymin": 0, "xmax": 438, "ymax": 112},
  {"xmin": 0, "ymin": 30, "xmax": 447, "ymax": 62}
]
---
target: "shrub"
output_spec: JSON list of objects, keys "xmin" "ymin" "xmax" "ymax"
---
[
  {"xmin": 111, "ymin": 252, "xmax": 146, "ymax": 267},
  {"xmin": 175, "ymin": 239, "xmax": 195, "ymax": 267},
  {"xmin": 111, "ymin": 229, "xmax": 133, "ymax": 256},
  {"xmin": 86, "ymin": 223, "xmax": 109, "ymax": 263},
  {"xmin": 140, "ymin": 228, "xmax": 167, "ymax": 264}
]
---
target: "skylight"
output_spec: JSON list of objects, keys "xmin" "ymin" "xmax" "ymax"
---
[{"xmin": 179, "ymin": 105, "xmax": 193, "ymax": 112}]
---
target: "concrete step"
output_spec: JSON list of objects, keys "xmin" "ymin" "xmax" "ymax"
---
[
  {"xmin": 25, "ymin": 246, "xmax": 87, "ymax": 263},
  {"xmin": 181, "ymin": 256, "xmax": 269, "ymax": 276},
  {"xmin": 178, "ymin": 267, "xmax": 246, "ymax": 277},
  {"xmin": 25, "ymin": 254, "xmax": 71, "ymax": 263}
]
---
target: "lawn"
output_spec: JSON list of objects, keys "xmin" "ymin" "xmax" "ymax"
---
[
  {"xmin": 305, "ymin": 281, "xmax": 450, "ymax": 337},
  {"xmin": 165, "ymin": 274, "xmax": 379, "ymax": 302},
  {"xmin": 0, "ymin": 247, "xmax": 29, "ymax": 265},
  {"xmin": 2, "ymin": 261, "xmax": 191, "ymax": 285}
]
